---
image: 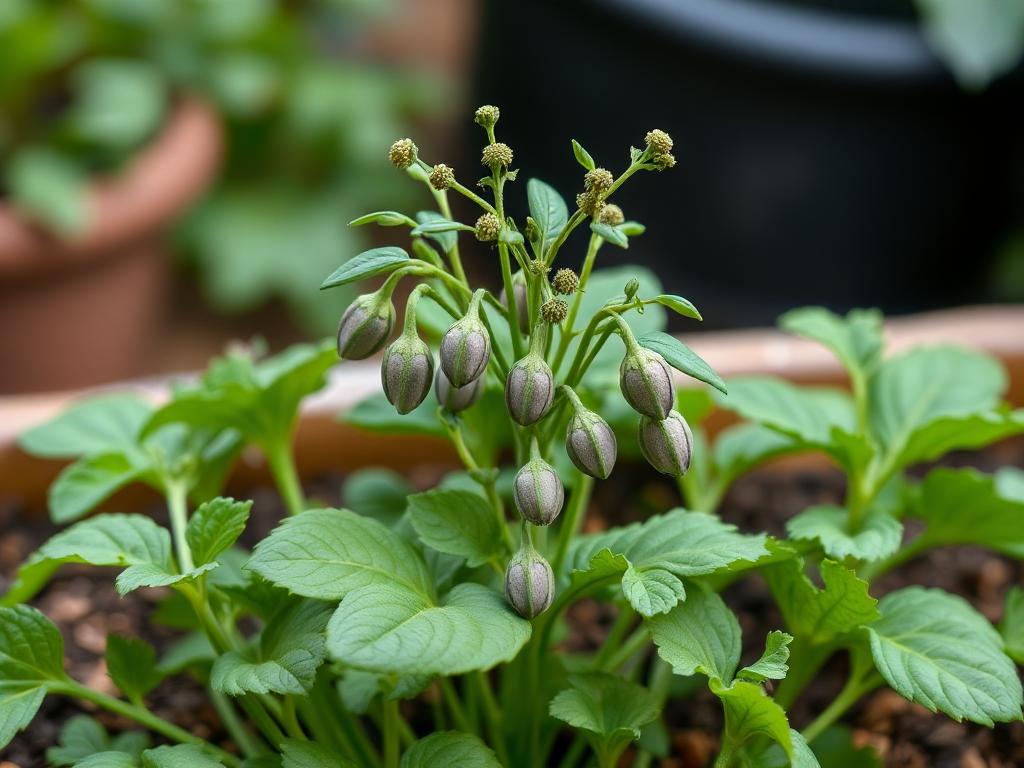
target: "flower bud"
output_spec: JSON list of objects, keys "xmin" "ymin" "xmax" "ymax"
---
[
  {"xmin": 576, "ymin": 190, "xmax": 605, "ymax": 218},
  {"xmin": 505, "ymin": 354, "xmax": 555, "ymax": 426},
  {"xmin": 565, "ymin": 408, "xmax": 618, "ymax": 479},
  {"xmin": 429, "ymin": 163, "xmax": 455, "ymax": 191},
  {"xmin": 620, "ymin": 347, "xmax": 674, "ymax": 419},
  {"xmin": 638, "ymin": 410, "xmax": 693, "ymax": 476},
  {"xmin": 644, "ymin": 129, "xmax": 673, "ymax": 154},
  {"xmin": 440, "ymin": 294, "xmax": 491, "ymax": 387},
  {"xmin": 513, "ymin": 457, "xmax": 564, "ymax": 526},
  {"xmin": 381, "ymin": 335, "xmax": 434, "ymax": 415},
  {"xmin": 540, "ymin": 298, "xmax": 568, "ymax": 325},
  {"xmin": 474, "ymin": 104, "xmax": 500, "ymax": 128},
  {"xmin": 652, "ymin": 152, "xmax": 676, "ymax": 170},
  {"xmin": 475, "ymin": 213, "xmax": 500, "ymax": 242},
  {"xmin": 584, "ymin": 167, "xmax": 614, "ymax": 193},
  {"xmin": 623, "ymin": 278, "xmax": 640, "ymax": 302},
  {"xmin": 499, "ymin": 272, "xmax": 529, "ymax": 334},
  {"xmin": 552, "ymin": 268, "xmax": 579, "ymax": 296},
  {"xmin": 481, "ymin": 142, "xmax": 513, "ymax": 169},
  {"xmin": 505, "ymin": 547, "xmax": 555, "ymax": 618},
  {"xmin": 599, "ymin": 204, "xmax": 624, "ymax": 226},
  {"xmin": 337, "ymin": 293, "xmax": 395, "ymax": 360},
  {"xmin": 435, "ymin": 367, "xmax": 483, "ymax": 413},
  {"xmin": 388, "ymin": 138, "xmax": 417, "ymax": 169}
]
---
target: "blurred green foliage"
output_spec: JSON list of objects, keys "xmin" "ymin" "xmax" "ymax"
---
[{"xmin": 0, "ymin": 0, "xmax": 438, "ymax": 334}]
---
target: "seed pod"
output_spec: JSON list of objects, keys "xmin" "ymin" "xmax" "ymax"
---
[
  {"xmin": 499, "ymin": 273, "xmax": 529, "ymax": 334},
  {"xmin": 504, "ymin": 547, "xmax": 555, "ymax": 618},
  {"xmin": 381, "ymin": 335, "xmax": 434, "ymax": 415},
  {"xmin": 638, "ymin": 410, "xmax": 693, "ymax": 476},
  {"xmin": 440, "ymin": 292, "xmax": 491, "ymax": 387},
  {"xmin": 620, "ymin": 347, "xmax": 674, "ymax": 419},
  {"xmin": 513, "ymin": 457, "xmax": 564, "ymax": 526},
  {"xmin": 337, "ymin": 293, "xmax": 395, "ymax": 360},
  {"xmin": 565, "ymin": 408, "xmax": 618, "ymax": 480},
  {"xmin": 505, "ymin": 355, "xmax": 554, "ymax": 426},
  {"xmin": 435, "ymin": 367, "xmax": 483, "ymax": 413}
]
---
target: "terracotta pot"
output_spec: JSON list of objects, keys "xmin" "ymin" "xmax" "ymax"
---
[{"xmin": 0, "ymin": 97, "xmax": 222, "ymax": 395}]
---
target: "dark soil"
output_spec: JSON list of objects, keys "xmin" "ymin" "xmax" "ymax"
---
[{"xmin": 2, "ymin": 449, "xmax": 1023, "ymax": 767}]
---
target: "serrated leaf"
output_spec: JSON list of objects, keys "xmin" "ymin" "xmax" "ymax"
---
[
  {"xmin": 738, "ymin": 631, "xmax": 793, "ymax": 683},
  {"xmin": 408, "ymin": 489, "xmax": 504, "ymax": 567},
  {"xmin": 912, "ymin": 468, "xmax": 1024, "ymax": 557},
  {"xmin": 212, "ymin": 599, "xmax": 329, "ymax": 696},
  {"xmin": 349, "ymin": 211, "xmax": 415, "ymax": 228},
  {"xmin": 106, "ymin": 635, "xmax": 161, "ymax": 704},
  {"xmin": 49, "ymin": 452, "xmax": 143, "ymax": 524},
  {"xmin": 764, "ymin": 558, "xmax": 879, "ymax": 644},
  {"xmin": 48, "ymin": 716, "xmax": 114, "ymax": 766},
  {"xmin": 590, "ymin": 221, "xmax": 628, "ymax": 248},
  {"xmin": 571, "ymin": 139, "xmax": 595, "ymax": 171},
  {"xmin": 400, "ymin": 732, "xmax": 501, "ymax": 768},
  {"xmin": 527, "ymin": 179, "xmax": 568, "ymax": 252},
  {"xmin": 327, "ymin": 583, "xmax": 530, "ymax": 676},
  {"xmin": 650, "ymin": 294, "xmax": 702, "ymax": 321},
  {"xmin": 281, "ymin": 738, "xmax": 356, "ymax": 768},
  {"xmin": 648, "ymin": 583, "xmax": 739, "ymax": 682},
  {"xmin": 320, "ymin": 246, "xmax": 410, "ymax": 289},
  {"xmin": 999, "ymin": 587, "xmax": 1024, "ymax": 664},
  {"xmin": 786, "ymin": 504, "xmax": 902, "ymax": 562},
  {"xmin": 18, "ymin": 395, "xmax": 151, "ymax": 459},
  {"xmin": 621, "ymin": 566, "xmax": 686, "ymax": 617},
  {"xmin": 713, "ymin": 679, "xmax": 796, "ymax": 760},
  {"xmin": 636, "ymin": 331, "xmax": 726, "ymax": 394},
  {"xmin": 779, "ymin": 307, "xmax": 883, "ymax": 378},
  {"xmin": 0, "ymin": 606, "xmax": 67, "ymax": 748},
  {"xmin": 186, "ymin": 497, "xmax": 252, "ymax": 567},
  {"xmin": 867, "ymin": 587, "xmax": 1023, "ymax": 725}
]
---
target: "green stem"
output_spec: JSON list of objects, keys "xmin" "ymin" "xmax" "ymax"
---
[
  {"xmin": 591, "ymin": 605, "xmax": 636, "ymax": 669},
  {"xmin": 713, "ymin": 737, "xmax": 740, "ymax": 768},
  {"xmin": 801, "ymin": 656, "xmax": 883, "ymax": 744},
  {"xmin": 552, "ymin": 471, "xmax": 593, "ymax": 574},
  {"xmin": 556, "ymin": 736, "xmax": 587, "ymax": 768},
  {"xmin": 165, "ymin": 481, "xmax": 194, "ymax": 572},
  {"xmin": 210, "ymin": 688, "xmax": 265, "ymax": 758},
  {"xmin": 552, "ymin": 233, "xmax": 601, "ymax": 376},
  {"xmin": 266, "ymin": 439, "xmax": 305, "ymax": 517},
  {"xmin": 56, "ymin": 680, "xmax": 241, "ymax": 767},
  {"xmin": 281, "ymin": 696, "xmax": 306, "ymax": 740},
  {"xmin": 601, "ymin": 625, "xmax": 651, "ymax": 673},
  {"xmin": 432, "ymin": 188, "xmax": 468, "ymax": 284},
  {"xmin": 383, "ymin": 697, "xmax": 400, "ymax": 768},
  {"xmin": 475, "ymin": 671, "xmax": 510, "ymax": 766},
  {"xmin": 500, "ymin": 243, "xmax": 526, "ymax": 359},
  {"xmin": 439, "ymin": 677, "xmax": 475, "ymax": 734}
]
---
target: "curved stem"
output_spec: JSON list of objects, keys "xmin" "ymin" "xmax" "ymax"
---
[
  {"xmin": 210, "ymin": 688, "xmax": 265, "ymax": 758},
  {"xmin": 266, "ymin": 438, "xmax": 305, "ymax": 517},
  {"xmin": 552, "ymin": 233, "xmax": 601, "ymax": 376},
  {"xmin": 431, "ymin": 188, "xmax": 468, "ymax": 284},
  {"xmin": 165, "ymin": 481, "xmax": 194, "ymax": 572},
  {"xmin": 500, "ymin": 244, "xmax": 526, "ymax": 359},
  {"xmin": 552, "ymin": 471, "xmax": 592, "ymax": 575}
]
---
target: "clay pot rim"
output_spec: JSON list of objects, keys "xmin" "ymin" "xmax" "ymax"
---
[{"xmin": 0, "ymin": 95, "xmax": 222, "ymax": 278}]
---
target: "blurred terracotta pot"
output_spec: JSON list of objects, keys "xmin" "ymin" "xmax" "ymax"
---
[{"xmin": 0, "ymin": 97, "xmax": 221, "ymax": 394}]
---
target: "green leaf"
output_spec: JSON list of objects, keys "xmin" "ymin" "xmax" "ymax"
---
[
  {"xmin": 999, "ymin": 587, "xmax": 1024, "ymax": 664},
  {"xmin": 342, "ymin": 469, "xmax": 412, "ymax": 528},
  {"xmin": 867, "ymin": 587, "xmax": 1023, "ymax": 725},
  {"xmin": 748, "ymin": 727, "xmax": 823, "ymax": 767},
  {"xmin": 549, "ymin": 672, "xmax": 660, "ymax": 763},
  {"xmin": 186, "ymin": 497, "xmax": 252, "ymax": 567},
  {"xmin": 414, "ymin": 210, "xmax": 460, "ymax": 253},
  {"xmin": 320, "ymin": 246, "xmax": 410, "ymax": 290},
  {"xmin": 912, "ymin": 468, "xmax": 1024, "ymax": 557},
  {"xmin": 713, "ymin": 679, "xmax": 799, "ymax": 762},
  {"xmin": 408, "ymin": 489, "xmax": 504, "ymax": 567},
  {"xmin": 4, "ymin": 147, "xmax": 88, "ymax": 234},
  {"xmin": 212, "ymin": 599, "xmax": 330, "ymax": 696},
  {"xmin": 0, "ymin": 606, "xmax": 67, "ymax": 748},
  {"xmin": 327, "ymin": 583, "xmax": 530, "ymax": 676},
  {"xmin": 281, "ymin": 738, "xmax": 357, "ymax": 768},
  {"xmin": 764, "ymin": 558, "xmax": 879, "ymax": 644},
  {"xmin": 571, "ymin": 139, "xmax": 596, "ymax": 171},
  {"xmin": 400, "ymin": 732, "xmax": 501, "ymax": 768},
  {"xmin": 142, "ymin": 743, "xmax": 225, "ymax": 767},
  {"xmin": 779, "ymin": 307, "xmax": 883, "ymax": 378},
  {"xmin": 527, "ymin": 179, "xmax": 568, "ymax": 252},
  {"xmin": 649, "ymin": 294, "xmax": 702, "ymax": 321},
  {"xmin": 70, "ymin": 59, "xmax": 165, "ymax": 148},
  {"xmin": 804, "ymin": 726, "xmax": 880, "ymax": 767},
  {"xmin": 350, "ymin": 211, "xmax": 416, "ymax": 228},
  {"xmin": 19, "ymin": 395, "xmax": 151, "ymax": 459},
  {"xmin": 738, "ymin": 631, "xmax": 793, "ymax": 683},
  {"xmin": 344, "ymin": 392, "xmax": 446, "ymax": 438},
  {"xmin": 870, "ymin": 346, "xmax": 1011, "ymax": 470},
  {"xmin": 590, "ymin": 221, "xmax": 628, "ymax": 248},
  {"xmin": 997, "ymin": 466, "xmax": 1024, "ymax": 502},
  {"xmin": 648, "ymin": 584, "xmax": 739, "ymax": 682},
  {"xmin": 74, "ymin": 753, "xmax": 138, "ymax": 768},
  {"xmin": 106, "ymin": 635, "xmax": 161, "ymax": 704},
  {"xmin": 712, "ymin": 423, "xmax": 799, "ymax": 488},
  {"xmin": 410, "ymin": 217, "xmax": 474, "ymax": 236},
  {"xmin": 570, "ymin": 511, "xmax": 768, "ymax": 617},
  {"xmin": 49, "ymin": 452, "xmax": 143, "ymax": 524},
  {"xmin": 48, "ymin": 717, "xmax": 114, "ymax": 766},
  {"xmin": 636, "ymin": 331, "xmax": 727, "ymax": 394},
  {"xmin": 786, "ymin": 504, "xmax": 902, "ymax": 562}
]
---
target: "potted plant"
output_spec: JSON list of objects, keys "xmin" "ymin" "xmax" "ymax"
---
[{"xmin": 2, "ymin": 107, "xmax": 1023, "ymax": 766}]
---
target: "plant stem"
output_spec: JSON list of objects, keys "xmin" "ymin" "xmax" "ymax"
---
[
  {"xmin": 56, "ymin": 680, "xmax": 240, "ymax": 766},
  {"xmin": 432, "ymin": 188, "xmax": 468, "ymax": 284},
  {"xmin": 439, "ymin": 677, "xmax": 475, "ymax": 735},
  {"xmin": 552, "ymin": 233, "xmax": 601, "ymax": 376},
  {"xmin": 165, "ymin": 481, "xmax": 194, "ymax": 572},
  {"xmin": 383, "ymin": 697, "xmax": 400, "ymax": 768},
  {"xmin": 601, "ymin": 624, "xmax": 651, "ymax": 673},
  {"xmin": 801, "ymin": 661, "xmax": 883, "ymax": 744},
  {"xmin": 552, "ymin": 471, "xmax": 593, "ymax": 574},
  {"xmin": 266, "ymin": 438, "xmax": 305, "ymax": 516},
  {"xmin": 500, "ymin": 244, "xmax": 526, "ymax": 359},
  {"xmin": 713, "ymin": 737, "xmax": 739, "ymax": 768},
  {"xmin": 475, "ymin": 671, "xmax": 510, "ymax": 766},
  {"xmin": 281, "ymin": 696, "xmax": 306, "ymax": 740},
  {"xmin": 591, "ymin": 606, "xmax": 636, "ymax": 670},
  {"xmin": 210, "ymin": 688, "xmax": 265, "ymax": 758}
]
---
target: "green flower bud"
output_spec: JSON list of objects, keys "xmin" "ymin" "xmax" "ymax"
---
[
  {"xmin": 440, "ymin": 291, "xmax": 491, "ymax": 387},
  {"xmin": 540, "ymin": 298, "xmax": 568, "ymax": 325},
  {"xmin": 644, "ymin": 129, "xmax": 673, "ymax": 154},
  {"xmin": 481, "ymin": 142, "xmax": 513, "ymax": 168},
  {"xmin": 652, "ymin": 152, "xmax": 676, "ymax": 170},
  {"xmin": 336, "ymin": 292, "xmax": 395, "ymax": 360},
  {"xmin": 499, "ymin": 272, "xmax": 530, "ymax": 334},
  {"xmin": 429, "ymin": 163, "xmax": 455, "ymax": 191},
  {"xmin": 381, "ymin": 334, "xmax": 434, "ymax": 415},
  {"xmin": 475, "ymin": 213, "xmax": 501, "ymax": 242},
  {"xmin": 474, "ymin": 104, "xmax": 500, "ymax": 128},
  {"xmin": 623, "ymin": 278, "xmax": 641, "ymax": 302},
  {"xmin": 551, "ymin": 268, "xmax": 579, "ymax": 296},
  {"xmin": 565, "ymin": 407, "xmax": 618, "ymax": 480},
  {"xmin": 506, "ymin": 352, "xmax": 554, "ymax": 426},
  {"xmin": 388, "ymin": 138, "xmax": 417, "ymax": 169},
  {"xmin": 505, "ymin": 546, "xmax": 555, "ymax": 618},
  {"xmin": 584, "ymin": 167, "xmax": 614, "ymax": 193},
  {"xmin": 576, "ymin": 190, "xmax": 605, "ymax": 218},
  {"xmin": 435, "ymin": 367, "xmax": 483, "ymax": 413},
  {"xmin": 513, "ymin": 456, "xmax": 564, "ymax": 526},
  {"xmin": 524, "ymin": 217, "xmax": 540, "ymax": 243},
  {"xmin": 638, "ymin": 410, "xmax": 693, "ymax": 476},
  {"xmin": 620, "ymin": 347, "xmax": 674, "ymax": 419},
  {"xmin": 599, "ymin": 204, "xmax": 624, "ymax": 226}
]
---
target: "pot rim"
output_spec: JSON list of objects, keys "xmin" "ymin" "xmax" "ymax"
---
[{"xmin": 0, "ymin": 95, "xmax": 222, "ymax": 279}]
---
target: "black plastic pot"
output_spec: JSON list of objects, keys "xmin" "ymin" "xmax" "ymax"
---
[{"xmin": 473, "ymin": 0, "xmax": 1024, "ymax": 329}]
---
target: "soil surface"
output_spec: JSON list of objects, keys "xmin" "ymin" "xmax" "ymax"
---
[{"xmin": 2, "ymin": 447, "xmax": 1023, "ymax": 767}]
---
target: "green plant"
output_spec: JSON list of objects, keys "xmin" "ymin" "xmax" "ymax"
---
[
  {"xmin": 0, "ymin": 0, "xmax": 433, "ymax": 333},
  {"xmin": 4, "ymin": 109, "xmax": 1024, "ymax": 768}
]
